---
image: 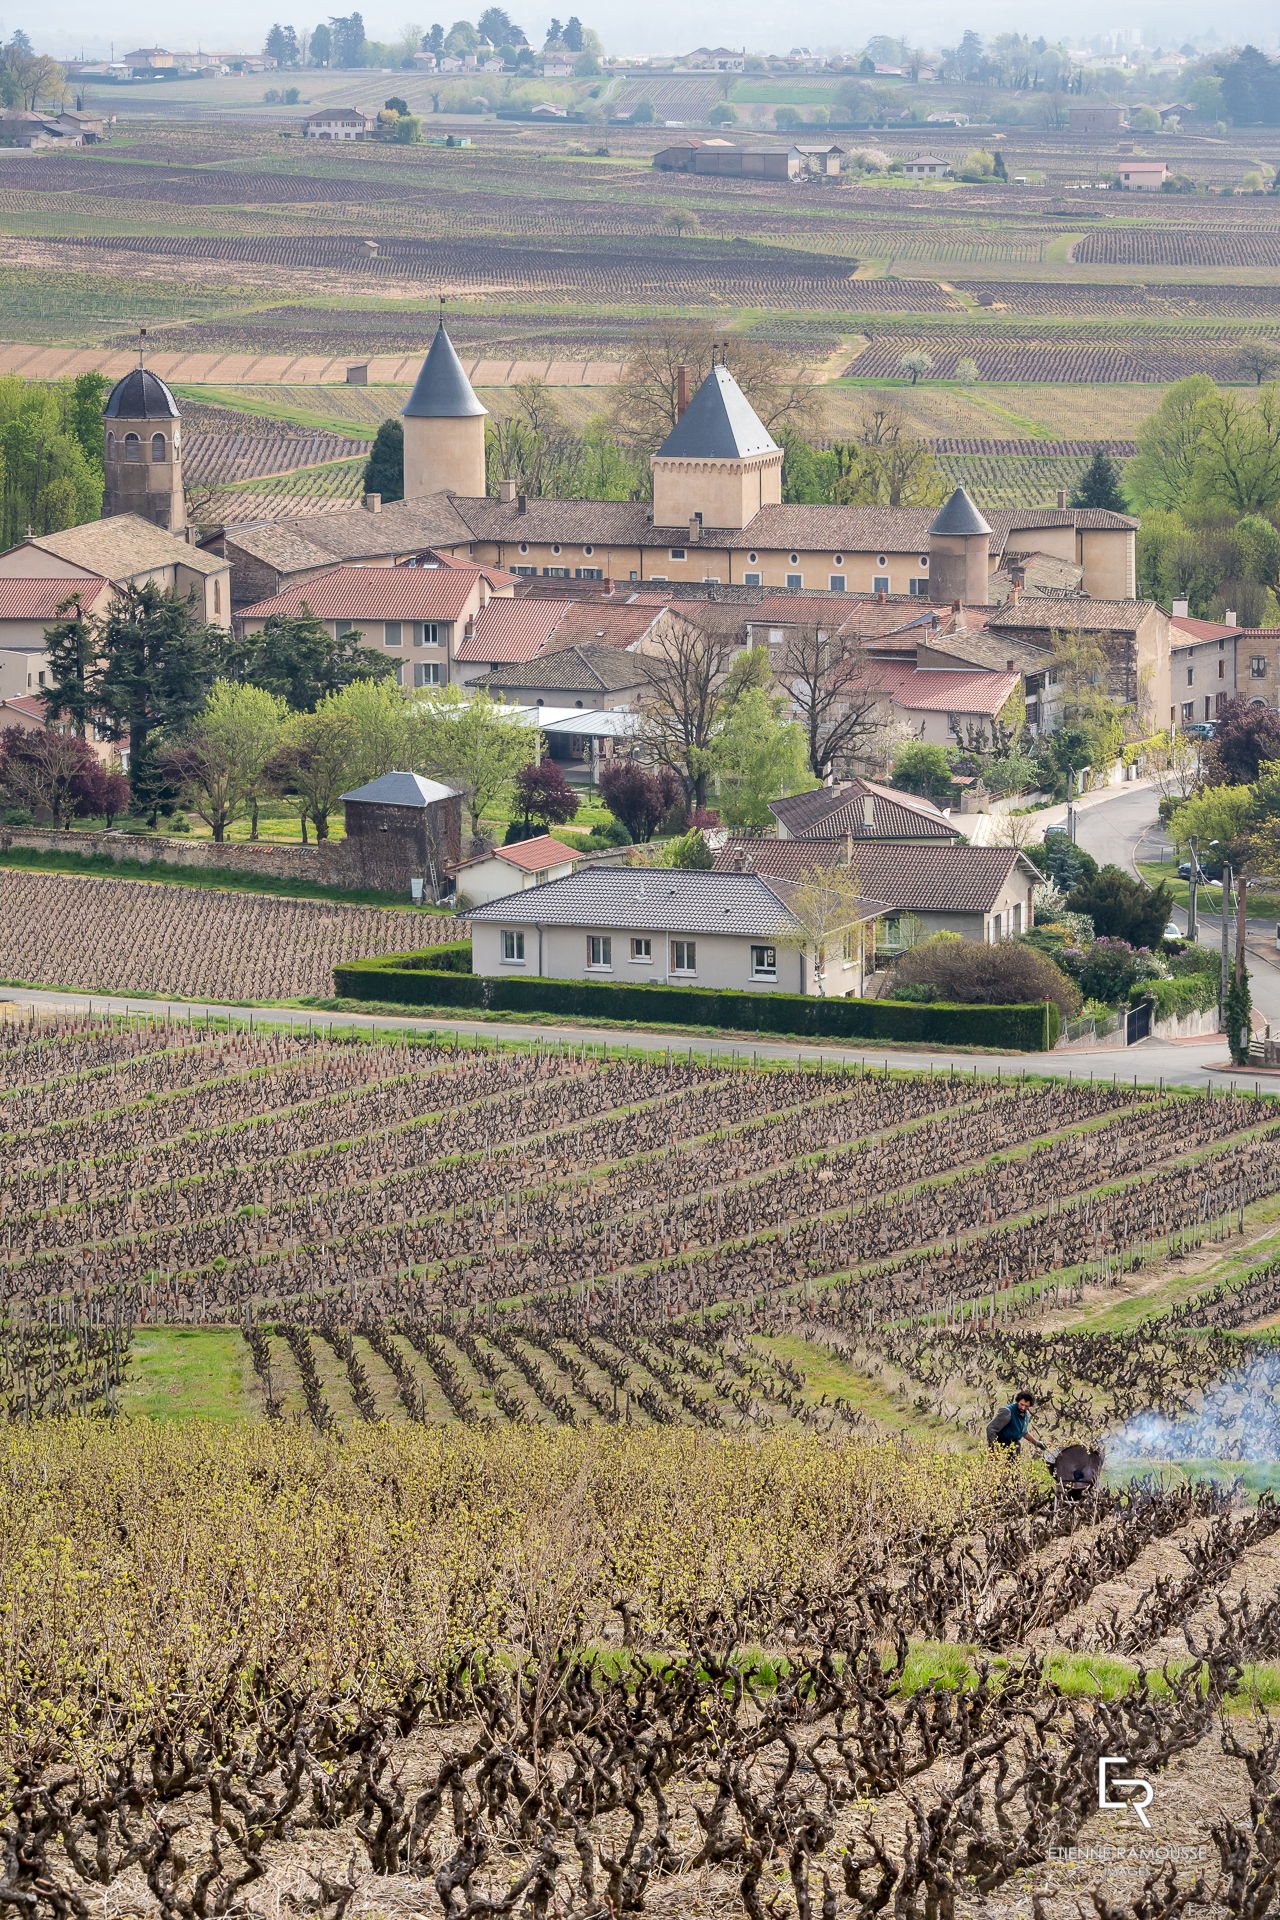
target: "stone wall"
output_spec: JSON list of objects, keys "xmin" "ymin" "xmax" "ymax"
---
[{"xmin": 0, "ymin": 825, "xmax": 442, "ymax": 896}]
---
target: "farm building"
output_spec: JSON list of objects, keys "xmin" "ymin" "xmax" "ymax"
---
[
  {"xmin": 901, "ymin": 154, "xmax": 952, "ymax": 178},
  {"xmin": 0, "ymin": 111, "xmax": 88, "ymax": 147},
  {"xmin": 339, "ymin": 771, "xmax": 463, "ymax": 896},
  {"xmin": 1115, "ymin": 160, "xmax": 1168, "ymax": 189},
  {"xmin": 303, "ymin": 108, "xmax": 375, "ymax": 140},
  {"xmin": 451, "ymin": 834, "xmax": 584, "ymax": 906},
  {"xmin": 1068, "ymin": 104, "xmax": 1127, "ymax": 132},
  {"xmin": 652, "ymin": 140, "xmax": 843, "ymax": 179}
]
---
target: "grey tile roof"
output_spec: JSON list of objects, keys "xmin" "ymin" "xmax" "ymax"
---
[
  {"xmin": 230, "ymin": 495, "xmax": 476, "ymax": 572},
  {"xmin": 340, "ymin": 771, "xmax": 458, "ymax": 807},
  {"xmin": 478, "ymin": 643, "xmax": 647, "ymax": 694},
  {"xmin": 104, "ymin": 367, "xmax": 180, "ymax": 420},
  {"xmin": 714, "ymin": 837, "xmax": 1043, "ymax": 912},
  {"xmin": 27, "ymin": 515, "xmax": 228, "ymax": 579},
  {"xmin": 770, "ymin": 778, "xmax": 962, "ymax": 841},
  {"xmin": 986, "ymin": 597, "xmax": 1159, "ymax": 633},
  {"xmin": 469, "ymin": 867, "xmax": 807, "ymax": 936},
  {"xmin": 655, "ymin": 366, "xmax": 780, "ymax": 461},
  {"xmin": 929, "ymin": 486, "xmax": 992, "ymax": 538},
  {"xmin": 402, "ymin": 323, "xmax": 488, "ymax": 419}
]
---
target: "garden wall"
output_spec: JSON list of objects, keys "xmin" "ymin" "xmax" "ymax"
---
[
  {"xmin": 333, "ymin": 948, "xmax": 1058, "ymax": 1051},
  {"xmin": 0, "ymin": 826, "xmax": 449, "ymax": 896}
]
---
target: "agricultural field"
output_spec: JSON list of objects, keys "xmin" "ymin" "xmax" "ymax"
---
[{"xmin": 8, "ymin": 1013, "xmax": 1280, "ymax": 1913}]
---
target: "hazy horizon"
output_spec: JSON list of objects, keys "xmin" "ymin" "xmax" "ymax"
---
[{"xmin": 30, "ymin": 0, "xmax": 1280, "ymax": 62}]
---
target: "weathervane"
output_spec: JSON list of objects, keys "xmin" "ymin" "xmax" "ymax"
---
[{"xmin": 137, "ymin": 326, "xmax": 147, "ymax": 369}]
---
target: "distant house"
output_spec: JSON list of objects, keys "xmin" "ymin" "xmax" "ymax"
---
[
  {"xmin": 687, "ymin": 46, "xmax": 745, "ymax": 71},
  {"xmin": 541, "ymin": 58, "xmax": 575, "ymax": 76},
  {"xmin": 901, "ymin": 153, "xmax": 952, "ymax": 178},
  {"xmin": 770, "ymin": 776, "xmax": 964, "ymax": 843},
  {"xmin": 469, "ymin": 867, "xmax": 889, "ymax": 997},
  {"xmin": 652, "ymin": 140, "xmax": 841, "ymax": 180},
  {"xmin": 1115, "ymin": 159, "xmax": 1167, "ymax": 190},
  {"xmin": 451, "ymin": 834, "xmax": 584, "ymax": 905},
  {"xmin": 472, "ymin": 642, "xmax": 650, "ymax": 708},
  {"xmin": 531, "ymin": 101, "xmax": 568, "ymax": 116},
  {"xmin": 124, "ymin": 46, "xmax": 176, "ymax": 66},
  {"xmin": 303, "ymin": 107, "xmax": 374, "ymax": 140},
  {"xmin": 1069, "ymin": 104, "xmax": 1126, "ymax": 133},
  {"xmin": 0, "ymin": 112, "xmax": 87, "ymax": 148},
  {"xmin": 0, "ymin": 574, "xmax": 113, "ymax": 702}
]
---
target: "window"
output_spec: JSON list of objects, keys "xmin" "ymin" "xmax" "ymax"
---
[
  {"xmin": 829, "ymin": 574, "xmax": 846, "ymax": 593},
  {"xmin": 501, "ymin": 930, "xmax": 525, "ymax": 963},
  {"xmin": 106, "ymin": 432, "xmax": 116, "ymax": 461},
  {"xmin": 786, "ymin": 573, "xmax": 803, "ymax": 589},
  {"xmin": 1216, "ymin": 691, "xmax": 1227, "ymax": 713},
  {"xmin": 512, "ymin": 564, "xmax": 536, "ymax": 576},
  {"xmin": 1219, "ymin": 636, "xmax": 1226, "ymax": 650},
  {"xmin": 767, "ymin": 628, "xmax": 784, "ymax": 646},
  {"xmin": 630, "ymin": 937, "xmax": 652, "ymax": 963},
  {"xmin": 669, "ymin": 548, "xmax": 686, "ymax": 561},
  {"xmin": 543, "ymin": 566, "xmax": 570, "ymax": 578},
  {"xmin": 576, "ymin": 567, "xmax": 604, "ymax": 580},
  {"xmin": 587, "ymin": 935, "xmax": 612, "ymax": 969},
  {"xmin": 832, "ymin": 553, "xmax": 844, "ymax": 566},
  {"xmin": 670, "ymin": 939, "xmax": 696, "ymax": 974},
  {"xmin": 552, "ymin": 543, "xmax": 562, "ymax": 554},
  {"xmin": 750, "ymin": 944, "xmax": 777, "ymax": 978},
  {"xmin": 518, "ymin": 541, "xmax": 529, "ymax": 554},
  {"xmin": 1219, "ymin": 659, "xmax": 1226, "ymax": 679},
  {"xmin": 909, "ymin": 578, "xmax": 929, "ymax": 596},
  {"xmin": 384, "ymin": 621, "xmax": 403, "ymax": 647},
  {"xmin": 123, "ymin": 432, "xmax": 141, "ymax": 462},
  {"xmin": 702, "ymin": 575, "xmax": 721, "ymax": 585},
  {"xmin": 1181, "ymin": 701, "xmax": 1194, "ymax": 722},
  {"xmin": 789, "ymin": 552, "xmax": 799, "ymax": 566},
  {"xmin": 583, "ymin": 544, "xmax": 594, "ymax": 556},
  {"xmin": 876, "ymin": 554, "xmax": 887, "ymax": 568},
  {"xmin": 743, "ymin": 571, "xmax": 762, "ymax": 586},
  {"xmin": 747, "ymin": 551, "xmax": 758, "ymax": 564},
  {"xmin": 841, "ymin": 928, "xmax": 858, "ymax": 964},
  {"xmin": 172, "ymin": 436, "xmax": 181, "ymax": 464},
  {"xmin": 873, "ymin": 575, "xmax": 890, "ymax": 594},
  {"xmin": 991, "ymin": 913, "xmax": 1003, "ymax": 942},
  {"xmin": 414, "ymin": 622, "xmax": 442, "ymax": 646},
  {"xmin": 1186, "ymin": 667, "xmax": 1194, "ymax": 686},
  {"xmin": 918, "ymin": 555, "xmax": 929, "ymax": 568},
  {"xmin": 151, "ymin": 432, "xmax": 166, "ymax": 463},
  {"xmin": 1205, "ymin": 697, "xmax": 1212, "ymax": 720},
  {"xmin": 213, "ymin": 579, "xmax": 221, "ymax": 617},
  {"xmin": 414, "ymin": 661, "xmax": 443, "ymax": 687},
  {"xmin": 1011, "ymin": 902, "xmax": 1023, "ymax": 934},
  {"xmin": 1252, "ymin": 656, "xmax": 1268, "ymax": 677}
]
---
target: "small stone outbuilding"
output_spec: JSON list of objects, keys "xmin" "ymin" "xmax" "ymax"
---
[{"xmin": 339, "ymin": 771, "xmax": 463, "ymax": 896}]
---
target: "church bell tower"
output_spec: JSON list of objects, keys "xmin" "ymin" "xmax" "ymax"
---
[{"xmin": 102, "ymin": 339, "xmax": 185, "ymax": 532}]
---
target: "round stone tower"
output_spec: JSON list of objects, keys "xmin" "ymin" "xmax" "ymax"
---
[
  {"xmin": 103, "ymin": 358, "xmax": 185, "ymax": 532},
  {"xmin": 400, "ymin": 321, "xmax": 488, "ymax": 501}
]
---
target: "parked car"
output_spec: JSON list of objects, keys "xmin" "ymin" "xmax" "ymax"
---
[
  {"xmin": 1163, "ymin": 921, "xmax": 1182, "ymax": 940},
  {"xmin": 1183, "ymin": 721, "xmax": 1216, "ymax": 739},
  {"xmin": 1178, "ymin": 858, "xmax": 1223, "ymax": 881}
]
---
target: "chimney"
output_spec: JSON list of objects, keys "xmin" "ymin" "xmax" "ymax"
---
[
  {"xmin": 1008, "ymin": 581, "xmax": 1022, "ymax": 605},
  {"xmin": 1171, "ymin": 598, "xmax": 1189, "ymax": 617},
  {"xmin": 676, "ymin": 364, "xmax": 690, "ymax": 418},
  {"xmin": 1226, "ymin": 609, "xmax": 1238, "ymax": 626},
  {"xmin": 1010, "ymin": 561, "xmax": 1025, "ymax": 587},
  {"xmin": 845, "ymin": 829, "xmax": 854, "ymax": 862},
  {"xmin": 498, "ymin": 476, "xmax": 516, "ymax": 504},
  {"xmin": 363, "ymin": 492, "xmax": 381, "ymax": 513},
  {"xmin": 516, "ymin": 493, "xmax": 528, "ymax": 515},
  {"xmin": 876, "ymin": 586, "xmax": 886, "ymax": 602},
  {"xmin": 862, "ymin": 794, "xmax": 875, "ymax": 829},
  {"xmin": 688, "ymin": 516, "xmax": 701, "ymax": 545},
  {"xmin": 1056, "ymin": 488, "xmax": 1068, "ymax": 508}
]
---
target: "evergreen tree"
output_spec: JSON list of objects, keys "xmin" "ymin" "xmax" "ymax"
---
[
  {"xmin": 310, "ymin": 21, "xmax": 332, "ymax": 61},
  {"xmin": 65, "ymin": 371, "xmax": 108, "ymax": 471},
  {"xmin": 40, "ymin": 591, "xmax": 99, "ymax": 735},
  {"xmin": 992, "ymin": 148, "xmax": 1007, "ymax": 179},
  {"xmin": 226, "ymin": 611, "xmax": 395, "ymax": 712},
  {"xmin": 1069, "ymin": 449, "xmax": 1127, "ymax": 512},
  {"xmin": 562, "ymin": 15, "xmax": 583, "ymax": 50},
  {"xmin": 362, "ymin": 418, "xmax": 404, "ymax": 502},
  {"xmin": 1226, "ymin": 963, "xmax": 1252, "ymax": 1065},
  {"xmin": 92, "ymin": 585, "xmax": 227, "ymax": 823}
]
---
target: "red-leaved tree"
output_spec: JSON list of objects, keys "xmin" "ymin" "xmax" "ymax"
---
[
  {"xmin": 510, "ymin": 758, "xmax": 579, "ymax": 838},
  {"xmin": 598, "ymin": 760, "xmax": 680, "ymax": 842}
]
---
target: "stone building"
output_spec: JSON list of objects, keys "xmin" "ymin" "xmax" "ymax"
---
[
  {"xmin": 102, "ymin": 363, "xmax": 185, "ymax": 534},
  {"xmin": 339, "ymin": 771, "xmax": 463, "ymax": 895}
]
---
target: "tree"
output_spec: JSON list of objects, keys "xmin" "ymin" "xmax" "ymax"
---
[
  {"xmin": 1226, "ymin": 962, "xmax": 1253, "ymax": 1065},
  {"xmin": 410, "ymin": 683, "xmax": 539, "ymax": 840},
  {"xmin": 266, "ymin": 23, "xmax": 301, "ymax": 63},
  {"xmin": 991, "ymin": 149, "xmax": 1007, "ymax": 180},
  {"xmin": 660, "ymin": 826, "xmax": 713, "ymax": 868},
  {"xmin": 1168, "ymin": 781, "xmax": 1256, "ymax": 860},
  {"xmin": 362, "ymin": 419, "xmax": 404, "ymax": 502},
  {"xmin": 663, "ymin": 208, "xmax": 699, "ymax": 239},
  {"xmin": 953, "ymin": 357, "xmax": 980, "ymax": 383},
  {"xmin": 897, "ymin": 350, "xmax": 934, "ymax": 385},
  {"xmin": 0, "ymin": 725, "xmax": 104, "ymax": 828},
  {"xmin": 39, "ymin": 591, "xmax": 100, "ymax": 736},
  {"xmin": 708, "ymin": 102, "xmax": 736, "ymax": 124},
  {"xmin": 1129, "ymin": 102, "xmax": 1161, "ymax": 130},
  {"xmin": 891, "ymin": 933, "xmax": 1081, "ymax": 1017},
  {"xmin": 1069, "ymin": 450, "xmax": 1127, "ymax": 512},
  {"xmin": 1204, "ymin": 697, "xmax": 1280, "ymax": 785},
  {"xmin": 328, "ymin": 11, "xmax": 367, "ymax": 64},
  {"xmin": 384, "ymin": 93, "xmax": 410, "ymax": 112},
  {"xmin": 511, "ymin": 757, "xmax": 578, "ymax": 834},
  {"xmin": 310, "ymin": 21, "xmax": 332, "ymax": 62},
  {"xmin": 1189, "ymin": 386, "xmax": 1280, "ymax": 516},
  {"xmin": 1064, "ymin": 865, "xmax": 1174, "ymax": 947},
  {"xmin": 775, "ymin": 625, "xmax": 883, "ymax": 780},
  {"xmin": 609, "ymin": 321, "xmax": 816, "ymax": 454},
  {"xmin": 227, "ymin": 611, "xmax": 395, "ymax": 712},
  {"xmin": 163, "ymin": 681, "xmax": 288, "ymax": 843},
  {"xmin": 634, "ymin": 618, "xmax": 741, "ymax": 811},
  {"xmin": 598, "ymin": 760, "xmax": 679, "ymax": 842},
  {"xmin": 1035, "ymin": 833, "xmax": 1098, "ymax": 892},
  {"xmin": 890, "ymin": 742, "xmax": 954, "ymax": 801},
  {"xmin": 91, "ymin": 585, "xmax": 226, "ymax": 824},
  {"xmin": 72, "ymin": 761, "xmax": 130, "ymax": 826},
  {"xmin": 65, "ymin": 371, "xmax": 109, "ymax": 471},
  {"xmin": 332, "ymin": 677, "xmax": 416, "ymax": 791},
  {"xmin": 268, "ymin": 703, "xmax": 358, "ymax": 842},
  {"xmin": 1125, "ymin": 374, "xmax": 1218, "ymax": 512},
  {"xmin": 775, "ymin": 862, "xmax": 872, "ymax": 998},
  {"xmin": 709, "ymin": 683, "xmax": 815, "ymax": 830},
  {"xmin": 629, "ymin": 97, "xmax": 655, "ymax": 124}
]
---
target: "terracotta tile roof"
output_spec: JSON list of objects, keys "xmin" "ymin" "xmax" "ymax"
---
[
  {"xmin": 770, "ymin": 777, "xmax": 962, "ymax": 841},
  {"xmin": 237, "ymin": 566, "xmax": 481, "ymax": 623},
  {"xmin": 0, "ymin": 693, "xmax": 45, "ymax": 719},
  {"xmin": 863, "ymin": 662, "xmax": 1021, "ymax": 717},
  {"xmin": 0, "ymin": 575, "xmax": 112, "ymax": 621},
  {"xmin": 22, "ymin": 516, "xmax": 228, "ymax": 579},
  {"xmin": 478, "ymin": 644, "xmax": 648, "ymax": 694},
  {"xmin": 714, "ymin": 837, "xmax": 1041, "ymax": 912},
  {"xmin": 455, "ymin": 834, "xmax": 581, "ymax": 874},
  {"xmin": 545, "ymin": 601, "xmax": 664, "ymax": 648},
  {"xmin": 986, "ymin": 597, "xmax": 1159, "ymax": 634},
  {"xmin": 1171, "ymin": 615, "xmax": 1240, "ymax": 643},
  {"xmin": 455, "ymin": 599, "xmax": 570, "ymax": 662}
]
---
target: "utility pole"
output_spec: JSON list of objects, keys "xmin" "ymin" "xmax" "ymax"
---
[
  {"xmin": 1237, "ymin": 871, "xmax": 1249, "ymax": 980},
  {"xmin": 1187, "ymin": 835, "xmax": 1199, "ymax": 942},
  {"xmin": 1219, "ymin": 860, "xmax": 1233, "ymax": 1023}
]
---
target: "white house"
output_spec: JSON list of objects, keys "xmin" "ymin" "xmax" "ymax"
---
[
  {"xmin": 468, "ymin": 867, "xmax": 889, "ymax": 997},
  {"xmin": 304, "ymin": 108, "xmax": 374, "ymax": 140},
  {"xmin": 451, "ymin": 833, "xmax": 582, "ymax": 905},
  {"xmin": 902, "ymin": 153, "xmax": 952, "ymax": 178}
]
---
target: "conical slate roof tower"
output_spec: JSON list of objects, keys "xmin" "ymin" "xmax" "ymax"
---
[{"xmin": 400, "ymin": 322, "xmax": 488, "ymax": 500}]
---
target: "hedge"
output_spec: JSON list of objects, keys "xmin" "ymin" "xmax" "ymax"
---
[
  {"xmin": 333, "ymin": 947, "xmax": 1058, "ymax": 1051},
  {"xmin": 1148, "ymin": 972, "xmax": 1219, "ymax": 1020}
]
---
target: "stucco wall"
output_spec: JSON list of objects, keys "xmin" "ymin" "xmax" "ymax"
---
[
  {"xmin": 473, "ymin": 918, "xmax": 826, "ymax": 994},
  {"xmin": 403, "ymin": 414, "xmax": 486, "ymax": 503}
]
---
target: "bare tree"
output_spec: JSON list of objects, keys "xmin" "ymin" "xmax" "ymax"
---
[
  {"xmin": 774, "ymin": 861, "xmax": 872, "ymax": 997},
  {"xmin": 634, "ymin": 615, "xmax": 741, "ymax": 811},
  {"xmin": 833, "ymin": 403, "xmax": 947, "ymax": 508},
  {"xmin": 608, "ymin": 320, "xmax": 816, "ymax": 454},
  {"xmin": 774, "ymin": 625, "xmax": 884, "ymax": 780}
]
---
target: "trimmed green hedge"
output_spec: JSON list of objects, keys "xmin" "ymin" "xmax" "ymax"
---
[
  {"xmin": 333, "ymin": 947, "xmax": 1058, "ymax": 1050},
  {"xmin": 1149, "ymin": 972, "xmax": 1219, "ymax": 1020}
]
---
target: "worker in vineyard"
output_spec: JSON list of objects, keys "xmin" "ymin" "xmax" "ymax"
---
[{"xmin": 986, "ymin": 1391, "xmax": 1046, "ymax": 1456}]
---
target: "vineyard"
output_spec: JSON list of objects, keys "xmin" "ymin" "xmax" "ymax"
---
[
  {"xmin": 6, "ymin": 1013, "xmax": 1280, "ymax": 1915},
  {"xmin": 846, "ymin": 332, "xmax": 1251, "ymax": 383},
  {"xmin": 1073, "ymin": 226, "xmax": 1280, "ymax": 268}
]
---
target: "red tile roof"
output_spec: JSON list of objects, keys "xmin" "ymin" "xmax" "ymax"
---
[
  {"xmin": 237, "ymin": 566, "xmax": 485, "ymax": 623},
  {"xmin": 863, "ymin": 661, "xmax": 1020, "ymax": 716},
  {"xmin": 0, "ymin": 576, "xmax": 112, "ymax": 620},
  {"xmin": 0, "ymin": 693, "xmax": 45, "ymax": 719},
  {"xmin": 453, "ymin": 833, "xmax": 580, "ymax": 873},
  {"xmin": 455, "ymin": 599, "xmax": 571, "ymax": 663},
  {"xmin": 1171, "ymin": 615, "xmax": 1240, "ymax": 643}
]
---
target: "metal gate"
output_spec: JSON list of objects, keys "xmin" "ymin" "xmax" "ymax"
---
[{"xmin": 1125, "ymin": 999, "xmax": 1152, "ymax": 1045}]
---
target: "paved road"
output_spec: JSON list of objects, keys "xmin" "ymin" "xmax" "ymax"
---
[
  {"xmin": 1073, "ymin": 782, "xmax": 1280, "ymax": 1028},
  {"xmin": 3, "ymin": 981, "xmax": 1276, "ymax": 1095}
]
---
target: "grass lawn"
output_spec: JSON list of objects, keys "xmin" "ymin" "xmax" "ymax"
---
[
  {"xmin": 122, "ymin": 1327, "xmax": 250, "ymax": 1422},
  {"xmin": 1139, "ymin": 858, "xmax": 1280, "ymax": 920}
]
